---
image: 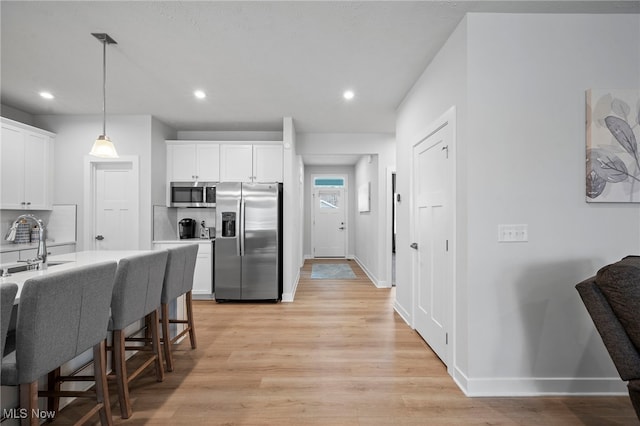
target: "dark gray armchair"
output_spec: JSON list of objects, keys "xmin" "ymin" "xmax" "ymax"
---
[{"xmin": 576, "ymin": 255, "xmax": 640, "ymax": 420}]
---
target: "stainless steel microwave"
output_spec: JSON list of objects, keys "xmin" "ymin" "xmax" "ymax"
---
[{"xmin": 170, "ymin": 182, "xmax": 216, "ymax": 207}]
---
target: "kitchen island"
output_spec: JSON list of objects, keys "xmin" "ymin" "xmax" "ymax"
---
[
  {"xmin": 1, "ymin": 250, "xmax": 151, "ymax": 301},
  {"xmin": 0, "ymin": 250, "xmax": 156, "ymax": 420}
]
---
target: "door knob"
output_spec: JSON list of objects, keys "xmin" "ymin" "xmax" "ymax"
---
[
  {"xmin": 410, "ymin": 242, "xmax": 418, "ymax": 249},
  {"xmin": 95, "ymin": 235, "xmax": 105, "ymax": 241},
  {"xmin": 338, "ymin": 227, "xmax": 345, "ymax": 230}
]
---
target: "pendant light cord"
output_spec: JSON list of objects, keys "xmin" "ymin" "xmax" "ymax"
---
[{"xmin": 102, "ymin": 38, "xmax": 107, "ymax": 136}]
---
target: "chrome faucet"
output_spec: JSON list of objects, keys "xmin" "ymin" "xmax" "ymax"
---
[{"xmin": 4, "ymin": 214, "xmax": 48, "ymax": 270}]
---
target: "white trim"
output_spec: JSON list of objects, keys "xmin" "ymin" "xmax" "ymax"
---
[
  {"xmin": 393, "ymin": 301, "xmax": 412, "ymax": 327},
  {"xmin": 385, "ymin": 166, "xmax": 396, "ymax": 289},
  {"xmin": 281, "ymin": 267, "xmax": 299, "ymax": 302},
  {"xmin": 83, "ymin": 155, "xmax": 140, "ymax": 250},
  {"xmin": 409, "ymin": 106, "xmax": 457, "ymax": 377},
  {"xmin": 353, "ymin": 256, "xmax": 388, "ymax": 288},
  {"xmin": 453, "ymin": 366, "xmax": 628, "ymax": 396}
]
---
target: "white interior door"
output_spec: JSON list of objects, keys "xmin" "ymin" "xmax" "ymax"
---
[
  {"xmin": 94, "ymin": 162, "xmax": 137, "ymax": 250},
  {"xmin": 313, "ymin": 187, "xmax": 346, "ymax": 257},
  {"xmin": 411, "ymin": 117, "xmax": 453, "ymax": 365}
]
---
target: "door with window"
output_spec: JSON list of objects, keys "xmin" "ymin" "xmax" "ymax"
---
[{"xmin": 312, "ymin": 177, "xmax": 347, "ymax": 257}]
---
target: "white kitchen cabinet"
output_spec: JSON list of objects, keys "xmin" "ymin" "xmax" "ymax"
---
[
  {"xmin": 253, "ymin": 144, "xmax": 284, "ymax": 182},
  {"xmin": 220, "ymin": 143, "xmax": 283, "ymax": 182},
  {"xmin": 154, "ymin": 241, "xmax": 213, "ymax": 298},
  {"xmin": 166, "ymin": 142, "xmax": 220, "ymax": 182},
  {"xmin": 0, "ymin": 118, "xmax": 54, "ymax": 210},
  {"xmin": 192, "ymin": 242, "xmax": 213, "ymax": 297},
  {"xmin": 220, "ymin": 144, "xmax": 253, "ymax": 182}
]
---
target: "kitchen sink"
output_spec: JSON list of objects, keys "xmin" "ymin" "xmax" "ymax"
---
[{"xmin": 3, "ymin": 260, "xmax": 72, "ymax": 274}]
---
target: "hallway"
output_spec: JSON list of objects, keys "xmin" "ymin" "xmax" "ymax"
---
[{"xmin": 54, "ymin": 259, "xmax": 637, "ymax": 425}]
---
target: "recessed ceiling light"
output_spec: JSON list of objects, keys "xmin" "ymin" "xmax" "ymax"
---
[
  {"xmin": 343, "ymin": 90, "xmax": 355, "ymax": 100},
  {"xmin": 39, "ymin": 91, "xmax": 54, "ymax": 100},
  {"xmin": 194, "ymin": 90, "xmax": 206, "ymax": 99}
]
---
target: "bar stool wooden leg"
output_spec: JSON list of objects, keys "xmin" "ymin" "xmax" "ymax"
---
[
  {"xmin": 112, "ymin": 330, "xmax": 132, "ymax": 419},
  {"xmin": 19, "ymin": 381, "xmax": 38, "ymax": 426},
  {"xmin": 94, "ymin": 340, "xmax": 113, "ymax": 426},
  {"xmin": 149, "ymin": 309, "xmax": 164, "ymax": 382},
  {"xmin": 161, "ymin": 302, "xmax": 174, "ymax": 372},
  {"xmin": 186, "ymin": 291, "xmax": 197, "ymax": 349},
  {"xmin": 47, "ymin": 368, "xmax": 61, "ymax": 415}
]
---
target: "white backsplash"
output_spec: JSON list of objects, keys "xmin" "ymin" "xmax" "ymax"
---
[
  {"xmin": 153, "ymin": 205, "xmax": 216, "ymax": 240},
  {"xmin": 47, "ymin": 205, "xmax": 77, "ymax": 243},
  {"xmin": 0, "ymin": 204, "xmax": 76, "ymax": 244},
  {"xmin": 176, "ymin": 208, "xmax": 216, "ymax": 237}
]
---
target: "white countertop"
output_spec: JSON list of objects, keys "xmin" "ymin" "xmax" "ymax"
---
[
  {"xmin": 153, "ymin": 238, "xmax": 214, "ymax": 244},
  {"xmin": 1, "ymin": 250, "xmax": 152, "ymax": 301}
]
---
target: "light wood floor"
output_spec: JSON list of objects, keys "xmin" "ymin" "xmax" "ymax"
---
[{"xmin": 54, "ymin": 259, "xmax": 637, "ymax": 425}]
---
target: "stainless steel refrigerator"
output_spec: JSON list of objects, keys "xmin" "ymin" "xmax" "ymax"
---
[{"xmin": 214, "ymin": 182, "xmax": 282, "ymax": 301}]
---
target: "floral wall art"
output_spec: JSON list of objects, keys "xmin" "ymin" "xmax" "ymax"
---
[{"xmin": 586, "ymin": 89, "xmax": 640, "ymax": 202}]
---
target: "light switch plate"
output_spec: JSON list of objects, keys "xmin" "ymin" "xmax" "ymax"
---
[{"xmin": 498, "ymin": 224, "xmax": 528, "ymax": 242}]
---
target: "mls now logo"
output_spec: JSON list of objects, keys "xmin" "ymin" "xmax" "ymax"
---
[{"xmin": 2, "ymin": 408, "xmax": 56, "ymax": 420}]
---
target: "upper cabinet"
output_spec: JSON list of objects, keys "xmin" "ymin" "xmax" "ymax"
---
[
  {"xmin": 0, "ymin": 118, "xmax": 54, "ymax": 210},
  {"xmin": 166, "ymin": 140, "xmax": 283, "ymax": 186},
  {"xmin": 220, "ymin": 143, "xmax": 283, "ymax": 183},
  {"xmin": 219, "ymin": 144, "xmax": 252, "ymax": 182},
  {"xmin": 166, "ymin": 142, "xmax": 220, "ymax": 182}
]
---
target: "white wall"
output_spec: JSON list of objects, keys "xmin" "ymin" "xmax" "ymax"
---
[
  {"xmin": 34, "ymin": 114, "xmax": 173, "ymax": 250},
  {"xmin": 176, "ymin": 130, "xmax": 283, "ymax": 141},
  {"xmin": 1, "ymin": 104, "xmax": 35, "ymax": 126},
  {"xmin": 282, "ymin": 117, "xmax": 304, "ymax": 301},
  {"xmin": 151, "ymin": 117, "xmax": 177, "ymax": 241},
  {"xmin": 354, "ymin": 155, "xmax": 381, "ymax": 284},
  {"xmin": 395, "ymin": 15, "xmax": 469, "ymax": 368},
  {"xmin": 396, "ymin": 13, "xmax": 640, "ymax": 396}
]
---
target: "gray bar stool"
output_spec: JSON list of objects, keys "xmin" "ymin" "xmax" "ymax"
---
[
  {"xmin": 108, "ymin": 250, "xmax": 168, "ymax": 419},
  {"xmin": 160, "ymin": 244, "xmax": 199, "ymax": 372},
  {"xmin": 1, "ymin": 283, "xmax": 18, "ymax": 357},
  {"xmin": 0, "ymin": 262, "xmax": 117, "ymax": 426}
]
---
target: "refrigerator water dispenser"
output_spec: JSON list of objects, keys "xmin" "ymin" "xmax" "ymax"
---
[{"xmin": 221, "ymin": 212, "xmax": 236, "ymax": 237}]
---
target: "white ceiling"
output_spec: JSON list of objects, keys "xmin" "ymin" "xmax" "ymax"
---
[{"xmin": 2, "ymin": 1, "xmax": 638, "ymax": 134}]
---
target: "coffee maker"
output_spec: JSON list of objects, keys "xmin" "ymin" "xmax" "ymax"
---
[{"xmin": 179, "ymin": 218, "xmax": 196, "ymax": 239}]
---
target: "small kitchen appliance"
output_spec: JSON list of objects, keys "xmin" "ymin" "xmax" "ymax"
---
[
  {"xmin": 179, "ymin": 218, "xmax": 197, "ymax": 239},
  {"xmin": 199, "ymin": 221, "xmax": 215, "ymax": 239},
  {"xmin": 170, "ymin": 182, "xmax": 216, "ymax": 208}
]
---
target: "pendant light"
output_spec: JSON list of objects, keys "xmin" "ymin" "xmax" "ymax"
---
[{"xmin": 89, "ymin": 33, "xmax": 119, "ymax": 158}]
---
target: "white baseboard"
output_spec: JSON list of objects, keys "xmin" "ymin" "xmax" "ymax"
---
[
  {"xmin": 282, "ymin": 268, "xmax": 300, "ymax": 302},
  {"xmin": 350, "ymin": 256, "xmax": 380, "ymax": 287},
  {"xmin": 393, "ymin": 301, "xmax": 412, "ymax": 327},
  {"xmin": 452, "ymin": 366, "xmax": 628, "ymax": 396}
]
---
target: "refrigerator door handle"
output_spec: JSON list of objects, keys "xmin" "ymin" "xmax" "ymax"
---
[{"xmin": 240, "ymin": 199, "xmax": 245, "ymax": 256}]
